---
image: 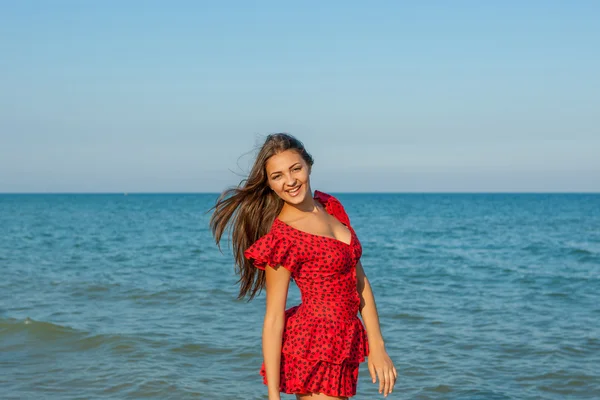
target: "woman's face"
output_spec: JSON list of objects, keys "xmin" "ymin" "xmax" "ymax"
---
[{"xmin": 265, "ymin": 149, "xmax": 311, "ymax": 205}]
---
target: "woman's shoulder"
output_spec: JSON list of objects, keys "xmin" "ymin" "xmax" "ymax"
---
[
  {"xmin": 247, "ymin": 220, "xmax": 282, "ymax": 245},
  {"xmin": 314, "ymin": 190, "xmax": 351, "ymax": 225},
  {"xmin": 314, "ymin": 190, "xmax": 343, "ymax": 207},
  {"xmin": 245, "ymin": 216, "xmax": 292, "ymax": 250},
  {"xmin": 243, "ymin": 222, "xmax": 302, "ymax": 273}
]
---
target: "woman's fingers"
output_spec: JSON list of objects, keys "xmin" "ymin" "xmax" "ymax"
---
[
  {"xmin": 368, "ymin": 362, "xmax": 377, "ymax": 383},
  {"xmin": 386, "ymin": 368, "xmax": 394, "ymax": 396},
  {"xmin": 387, "ymin": 368, "xmax": 396, "ymax": 394},
  {"xmin": 373, "ymin": 361, "xmax": 398, "ymax": 396},
  {"xmin": 378, "ymin": 365, "xmax": 396, "ymax": 396},
  {"xmin": 377, "ymin": 368, "xmax": 385, "ymax": 394}
]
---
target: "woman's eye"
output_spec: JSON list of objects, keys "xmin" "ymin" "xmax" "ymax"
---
[
  {"xmin": 272, "ymin": 175, "xmax": 281, "ymax": 180},
  {"xmin": 293, "ymin": 167, "xmax": 301, "ymax": 172}
]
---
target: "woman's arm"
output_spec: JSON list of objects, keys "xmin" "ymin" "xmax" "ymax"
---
[
  {"xmin": 356, "ymin": 259, "xmax": 385, "ymax": 347},
  {"xmin": 356, "ymin": 260, "xmax": 397, "ymax": 397},
  {"xmin": 263, "ymin": 265, "xmax": 292, "ymax": 400}
]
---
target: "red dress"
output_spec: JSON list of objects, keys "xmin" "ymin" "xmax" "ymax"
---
[{"xmin": 244, "ymin": 190, "xmax": 369, "ymax": 397}]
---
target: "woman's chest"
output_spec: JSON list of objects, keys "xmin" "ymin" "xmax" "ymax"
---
[{"xmin": 293, "ymin": 237, "xmax": 360, "ymax": 276}]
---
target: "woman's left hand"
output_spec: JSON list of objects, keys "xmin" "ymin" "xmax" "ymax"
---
[{"xmin": 367, "ymin": 347, "xmax": 397, "ymax": 397}]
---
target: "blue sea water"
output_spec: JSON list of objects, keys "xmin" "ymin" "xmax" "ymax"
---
[{"xmin": 0, "ymin": 193, "xmax": 599, "ymax": 399}]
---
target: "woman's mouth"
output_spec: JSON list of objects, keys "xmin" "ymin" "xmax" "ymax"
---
[{"xmin": 287, "ymin": 185, "xmax": 301, "ymax": 197}]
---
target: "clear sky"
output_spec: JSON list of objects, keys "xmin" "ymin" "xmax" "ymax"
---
[{"xmin": 1, "ymin": 1, "xmax": 598, "ymax": 192}]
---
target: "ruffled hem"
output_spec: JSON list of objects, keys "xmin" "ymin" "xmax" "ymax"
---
[
  {"xmin": 282, "ymin": 305, "xmax": 369, "ymax": 364},
  {"xmin": 260, "ymin": 352, "xmax": 360, "ymax": 397},
  {"xmin": 244, "ymin": 232, "xmax": 300, "ymax": 273}
]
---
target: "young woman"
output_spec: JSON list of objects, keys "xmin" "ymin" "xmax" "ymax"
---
[{"xmin": 210, "ymin": 134, "xmax": 396, "ymax": 399}]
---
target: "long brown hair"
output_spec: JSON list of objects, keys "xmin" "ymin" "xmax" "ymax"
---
[{"xmin": 210, "ymin": 133, "xmax": 314, "ymax": 300}]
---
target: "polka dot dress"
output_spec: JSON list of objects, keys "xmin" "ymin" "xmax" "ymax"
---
[{"xmin": 244, "ymin": 190, "xmax": 369, "ymax": 397}]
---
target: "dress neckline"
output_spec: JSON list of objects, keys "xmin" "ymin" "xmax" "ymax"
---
[{"xmin": 274, "ymin": 191, "xmax": 354, "ymax": 247}]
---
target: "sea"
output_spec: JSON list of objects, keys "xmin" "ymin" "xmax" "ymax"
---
[{"xmin": 0, "ymin": 193, "xmax": 598, "ymax": 400}]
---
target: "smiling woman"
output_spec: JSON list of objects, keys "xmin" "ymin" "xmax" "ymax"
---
[
  {"xmin": 209, "ymin": 134, "xmax": 396, "ymax": 400},
  {"xmin": 266, "ymin": 152, "xmax": 309, "ymax": 201}
]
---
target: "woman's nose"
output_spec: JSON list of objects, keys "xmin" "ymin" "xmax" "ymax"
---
[{"xmin": 285, "ymin": 174, "xmax": 296, "ymax": 186}]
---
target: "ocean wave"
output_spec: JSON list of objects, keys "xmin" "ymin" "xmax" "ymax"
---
[
  {"xmin": 0, "ymin": 317, "xmax": 81, "ymax": 342},
  {"xmin": 521, "ymin": 243, "xmax": 546, "ymax": 253},
  {"xmin": 565, "ymin": 247, "xmax": 595, "ymax": 256},
  {"xmin": 0, "ymin": 317, "xmax": 166, "ymax": 355},
  {"xmin": 170, "ymin": 342, "xmax": 232, "ymax": 356},
  {"xmin": 389, "ymin": 312, "xmax": 426, "ymax": 321}
]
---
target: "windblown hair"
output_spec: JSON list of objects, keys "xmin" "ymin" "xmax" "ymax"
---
[{"xmin": 210, "ymin": 133, "xmax": 314, "ymax": 300}]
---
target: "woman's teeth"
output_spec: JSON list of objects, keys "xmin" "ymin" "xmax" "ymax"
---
[{"xmin": 288, "ymin": 186, "xmax": 301, "ymax": 197}]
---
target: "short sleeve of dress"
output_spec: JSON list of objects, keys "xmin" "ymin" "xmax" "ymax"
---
[
  {"xmin": 244, "ymin": 232, "xmax": 301, "ymax": 273},
  {"xmin": 314, "ymin": 190, "xmax": 351, "ymax": 227}
]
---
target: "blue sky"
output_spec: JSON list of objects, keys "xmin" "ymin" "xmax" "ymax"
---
[{"xmin": 1, "ymin": 1, "xmax": 598, "ymax": 192}]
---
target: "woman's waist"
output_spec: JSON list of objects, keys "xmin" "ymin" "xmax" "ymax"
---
[{"xmin": 295, "ymin": 298, "xmax": 360, "ymax": 320}]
